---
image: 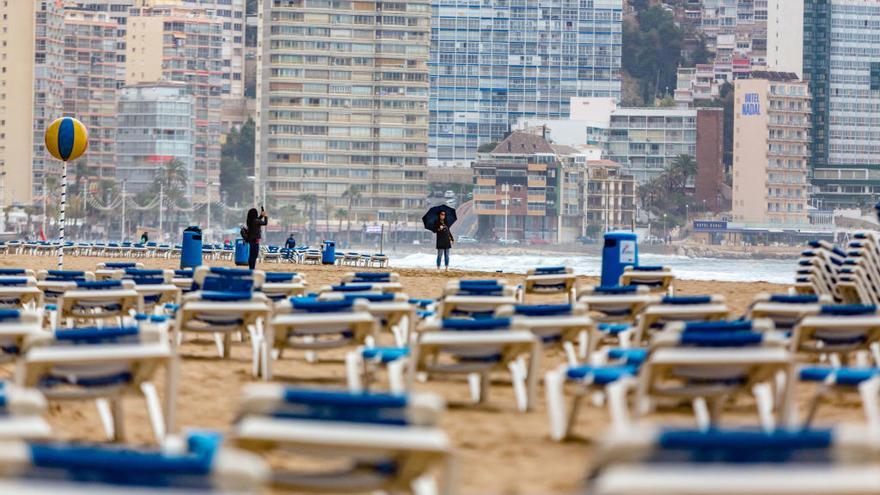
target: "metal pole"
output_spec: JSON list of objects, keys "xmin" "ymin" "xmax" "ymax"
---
[
  {"xmin": 380, "ymin": 224, "xmax": 384, "ymax": 254},
  {"xmin": 206, "ymin": 189, "xmax": 211, "ymax": 244},
  {"xmin": 82, "ymin": 177, "xmax": 88, "ymax": 239},
  {"xmin": 57, "ymin": 161, "xmax": 67, "ymax": 268},
  {"xmin": 121, "ymin": 180, "xmax": 126, "ymax": 241},
  {"xmin": 158, "ymin": 181, "xmax": 164, "ymax": 240},
  {"xmin": 42, "ymin": 175, "xmax": 47, "ymax": 240}
]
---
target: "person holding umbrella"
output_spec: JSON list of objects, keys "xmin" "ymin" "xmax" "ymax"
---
[{"xmin": 422, "ymin": 205, "xmax": 457, "ymax": 271}]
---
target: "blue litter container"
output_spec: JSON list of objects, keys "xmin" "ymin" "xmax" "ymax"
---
[
  {"xmin": 180, "ymin": 226, "xmax": 203, "ymax": 269},
  {"xmin": 234, "ymin": 238, "xmax": 249, "ymax": 266},
  {"xmin": 601, "ymin": 231, "xmax": 638, "ymax": 286},
  {"xmin": 322, "ymin": 240, "xmax": 336, "ymax": 265}
]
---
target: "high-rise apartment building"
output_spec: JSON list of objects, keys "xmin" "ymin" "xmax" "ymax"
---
[
  {"xmin": 116, "ymin": 82, "xmax": 195, "ymax": 198},
  {"xmin": 767, "ymin": 0, "xmax": 803, "ymax": 77},
  {"xmin": 695, "ymin": 108, "xmax": 725, "ymax": 212},
  {"xmin": 606, "ymin": 108, "xmax": 698, "ymax": 184},
  {"xmin": 803, "ymin": 0, "xmax": 880, "ymax": 207},
  {"xmin": 127, "ymin": 4, "xmax": 224, "ymax": 201},
  {"xmin": 255, "ymin": 0, "xmax": 430, "ymax": 223},
  {"xmin": 63, "ymin": 8, "xmax": 119, "ymax": 180},
  {"xmin": 732, "ymin": 73, "xmax": 810, "ymax": 225},
  {"xmin": 429, "ymin": 0, "xmax": 623, "ymax": 167},
  {"xmin": 32, "ymin": 1, "xmax": 65, "ymax": 201},
  {"xmin": 68, "ymin": 1, "xmax": 134, "ymax": 88}
]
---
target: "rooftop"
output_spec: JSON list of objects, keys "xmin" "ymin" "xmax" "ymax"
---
[{"xmin": 491, "ymin": 132, "xmax": 556, "ymax": 155}]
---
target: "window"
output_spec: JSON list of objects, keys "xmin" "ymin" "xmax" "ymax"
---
[{"xmin": 872, "ymin": 62, "xmax": 880, "ymax": 91}]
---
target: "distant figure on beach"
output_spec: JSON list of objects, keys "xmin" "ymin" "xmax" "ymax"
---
[
  {"xmin": 434, "ymin": 210, "xmax": 454, "ymax": 271},
  {"xmin": 245, "ymin": 207, "xmax": 268, "ymax": 270},
  {"xmin": 140, "ymin": 232, "xmax": 148, "ymax": 245},
  {"xmin": 285, "ymin": 234, "xmax": 296, "ymax": 250}
]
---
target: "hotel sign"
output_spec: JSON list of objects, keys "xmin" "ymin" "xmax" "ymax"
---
[
  {"xmin": 693, "ymin": 220, "xmax": 728, "ymax": 232},
  {"xmin": 741, "ymin": 93, "xmax": 761, "ymax": 116}
]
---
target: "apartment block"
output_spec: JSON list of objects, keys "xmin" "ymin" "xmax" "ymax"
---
[
  {"xmin": 63, "ymin": 8, "xmax": 119, "ymax": 180},
  {"xmin": 803, "ymin": 0, "xmax": 880, "ymax": 207},
  {"xmin": 429, "ymin": 0, "xmax": 623, "ymax": 167},
  {"xmin": 127, "ymin": 4, "xmax": 224, "ymax": 201},
  {"xmin": 606, "ymin": 108, "xmax": 698, "ymax": 184},
  {"xmin": 732, "ymin": 73, "xmax": 810, "ymax": 225},
  {"xmin": 695, "ymin": 108, "xmax": 725, "ymax": 212},
  {"xmin": 255, "ymin": 0, "xmax": 430, "ymax": 223},
  {"xmin": 116, "ymin": 82, "xmax": 195, "ymax": 197}
]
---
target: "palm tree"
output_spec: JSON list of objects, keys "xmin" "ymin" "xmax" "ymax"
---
[
  {"xmin": 342, "ymin": 185, "xmax": 362, "ymax": 246},
  {"xmin": 151, "ymin": 159, "xmax": 189, "ymax": 232},
  {"xmin": 335, "ymin": 208, "xmax": 348, "ymax": 241},
  {"xmin": 298, "ymin": 194, "xmax": 317, "ymax": 244},
  {"xmin": 279, "ymin": 203, "xmax": 300, "ymax": 231}
]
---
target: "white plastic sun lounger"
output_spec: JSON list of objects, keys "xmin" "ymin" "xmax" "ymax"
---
[
  {"xmin": 57, "ymin": 280, "xmax": 140, "ymax": 327},
  {"xmin": 524, "ymin": 267, "xmax": 578, "ymax": 303}
]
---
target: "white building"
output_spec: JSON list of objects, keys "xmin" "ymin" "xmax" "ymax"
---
[{"xmin": 767, "ymin": 0, "xmax": 804, "ymax": 77}]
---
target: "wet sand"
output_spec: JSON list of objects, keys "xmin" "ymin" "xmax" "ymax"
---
[{"xmin": 0, "ymin": 254, "xmax": 863, "ymax": 494}]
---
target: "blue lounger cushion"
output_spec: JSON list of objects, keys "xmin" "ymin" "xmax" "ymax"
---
[
  {"xmin": 566, "ymin": 365, "xmax": 638, "ymax": 385},
  {"xmin": 683, "ymin": 320, "xmax": 754, "ymax": 332},
  {"xmin": 200, "ymin": 291, "xmax": 253, "ymax": 302},
  {"xmin": 362, "ymin": 347, "xmax": 410, "ymax": 363},
  {"xmin": 534, "ymin": 266, "xmax": 567, "ymax": 275},
  {"xmin": 598, "ymin": 323, "xmax": 631, "ymax": 335},
  {"xmin": 48, "ymin": 270, "xmax": 85, "ymax": 278},
  {"xmin": 0, "ymin": 269, "xmax": 25, "ymax": 275},
  {"xmin": 441, "ymin": 317, "xmax": 511, "ymax": 331},
  {"xmin": 291, "ymin": 297, "xmax": 354, "ymax": 313},
  {"xmin": 459, "ymin": 280, "xmax": 502, "ymax": 289},
  {"xmin": 208, "ymin": 267, "xmax": 252, "ymax": 277},
  {"xmin": 130, "ymin": 277, "xmax": 166, "ymax": 286},
  {"xmin": 513, "ymin": 304, "xmax": 572, "ymax": 316},
  {"xmin": 592, "ymin": 285, "xmax": 639, "ymax": 294},
  {"xmin": 607, "ymin": 348, "xmax": 648, "ymax": 366},
  {"xmin": 662, "ymin": 295, "xmax": 712, "ymax": 305},
  {"xmin": 125, "ymin": 269, "xmax": 164, "ymax": 277},
  {"xmin": 330, "ymin": 284, "xmax": 375, "ymax": 292},
  {"xmin": 103, "ymin": 263, "xmax": 138, "ymax": 269},
  {"xmin": 276, "ymin": 388, "xmax": 409, "ymax": 425},
  {"xmin": 0, "ymin": 278, "xmax": 28, "ymax": 287},
  {"xmin": 342, "ymin": 293, "xmax": 395, "ymax": 302},
  {"xmin": 680, "ymin": 331, "xmax": 763, "ymax": 347},
  {"xmin": 656, "ymin": 428, "xmax": 833, "ymax": 462},
  {"xmin": 769, "ymin": 294, "xmax": 819, "ymax": 304},
  {"xmin": 28, "ymin": 431, "xmax": 221, "ymax": 485},
  {"xmin": 265, "ymin": 272, "xmax": 297, "ymax": 283},
  {"xmin": 174, "ymin": 270, "xmax": 193, "ymax": 278},
  {"xmin": 820, "ymin": 304, "xmax": 876, "ymax": 316},
  {"xmin": 202, "ymin": 277, "xmax": 253, "ymax": 292},
  {"xmin": 75, "ymin": 280, "xmax": 123, "ymax": 290},
  {"xmin": 800, "ymin": 367, "xmax": 880, "ymax": 385},
  {"xmin": 353, "ymin": 272, "xmax": 392, "ymax": 282},
  {"xmin": 0, "ymin": 309, "xmax": 21, "ymax": 322},
  {"xmin": 55, "ymin": 326, "xmax": 140, "ymax": 344},
  {"xmin": 632, "ymin": 265, "xmax": 666, "ymax": 272}
]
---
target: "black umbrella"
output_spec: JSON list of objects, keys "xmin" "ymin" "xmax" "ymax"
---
[{"xmin": 422, "ymin": 205, "xmax": 457, "ymax": 232}]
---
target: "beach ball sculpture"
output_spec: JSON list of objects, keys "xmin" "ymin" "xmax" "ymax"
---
[{"xmin": 44, "ymin": 117, "xmax": 88, "ymax": 268}]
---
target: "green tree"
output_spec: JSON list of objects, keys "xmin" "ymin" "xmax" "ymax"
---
[
  {"xmin": 220, "ymin": 119, "xmax": 255, "ymax": 207},
  {"xmin": 335, "ymin": 208, "xmax": 348, "ymax": 239},
  {"xmin": 341, "ymin": 185, "xmax": 362, "ymax": 245},
  {"xmin": 298, "ymin": 194, "xmax": 318, "ymax": 244},
  {"xmin": 623, "ymin": 6, "xmax": 684, "ymax": 104},
  {"xmin": 688, "ymin": 35, "xmax": 712, "ymax": 67},
  {"xmin": 638, "ymin": 154, "xmax": 698, "ymax": 228}
]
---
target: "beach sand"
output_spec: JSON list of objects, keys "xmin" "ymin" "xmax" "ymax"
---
[{"xmin": 1, "ymin": 254, "xmax": 865, "ymax": 494}]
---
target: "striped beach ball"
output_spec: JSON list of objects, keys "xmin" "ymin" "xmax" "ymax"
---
[{"xmin": 44, "ymin": 117, "xmax": 88, "ymax": 162}]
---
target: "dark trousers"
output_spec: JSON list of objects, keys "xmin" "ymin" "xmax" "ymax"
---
[
  {"xmin": 248, "ymin": 240, "xmax": 260, "ymax": 269},
  {"xmin": 436, "ymin": 249, "xmax": 449, "ymax": 267}
]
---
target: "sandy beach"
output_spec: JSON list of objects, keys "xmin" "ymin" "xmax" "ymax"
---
[{"xmin": 0, "ymin": 253, "xmax": 864, "ymax": 494}]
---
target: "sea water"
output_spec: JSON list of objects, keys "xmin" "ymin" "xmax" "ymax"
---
[{"xmin": 392, "ymin": 252, "xmax": 794, "ymax": 284}]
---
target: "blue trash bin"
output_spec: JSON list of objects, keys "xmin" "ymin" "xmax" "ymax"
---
[
  {"xmin": 600, "ymin": 231, "xmax": 638, "ymax": 287},
  {"xmin": 180, "ymin": 226, "xmax": 203, "ymax": 269},
  {"xmin": 234, "ymin": 238, "xmax": 250, "ymax": 266},
  {"xmin": 322, "ymin": 240, "xmax": 336, "ymax": 265}
]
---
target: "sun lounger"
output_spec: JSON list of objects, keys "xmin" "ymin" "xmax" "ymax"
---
[
  {"xmin": 176, "ymin": 290, "xmax": 271, "ymax": 363},
  {"xmin": 120, "ymin": 268, "xmax": 181, "ymax": 314},
  {"xmin": 0, "ymin": 381, "xmax": 51, "ymax": 440},
  {"xmin": 577, "ymin": 285, "xmax": 657, "ymax": 323},
  {"xmin": 0, "ymin": 274, "xmax": 43, "ymax": 310},
  {"xmin": 791, "ymin": 304, "xmax": 880, "ymax": 363},
  {"xmin": 19, "ymin": 315, "xmax": 178, "ymax": 442},
  {"xmin": 524, "ymin": 266, "xmax": 577, "ymax": 303},
  {"xmin": 0, "ymin": 309, "xmax": 43, "ymax": 364},
  {"xmin": 301, "ymin": 249, "xmax": 322, "ymax": 265},
  {"xmin": 94, "ymin": 262, "xmax": 145, "ymax": 281},
  {"xmin": 588, "ymin": 424, "xmax": 880, "ymax": 495},
  {"xmin": 260, "ymin": 272, "xmax": 306, "ymax": 302},
  {"xmin": 56, "ymin": 280, "xmax": 140, "ymax": 327},
  {"xmin": 233, "ymin": 384, "xmax": 453, "ymax": 495},
  {"xmin": 411, "ymin": 317, "xmax": 541, "ymax": 412},
  {"xmin": 620, "ymin": 265, "xmax": 675, "ymax": 296},
  {"xmin": 262, "ymin": 297, "xmax": 377, "ymax": 380},
  {"xmin": 631, "ymin": 295, "xmax": 730, "ymax": 346},
  {"xmin": 321, "ymin": 292, "xmax": 414, "ymax": 346},
  {"xmin": 495, "ymin": 303, "xmax": 595, "ymax": 366},
  {"xmin": 321, "ymin": 281, "xmax": 405, "ymax": 295},
  {"xmin": 747, "ymin": 293, "xmax": 830, "ymax": 332},
  {"xmin": 0, "ymin": 430, "xmax": 268, "ymax": 494}
]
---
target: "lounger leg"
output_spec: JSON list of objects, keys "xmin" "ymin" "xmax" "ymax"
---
[
  {"xmin": 412, "ymin": 474, "xmax": 439, "ymax": 495},
  {"xmin": 692, "ymin": 397, "xmax": 710, "ymax": 432},
  {"xmin": 388, "ymin": 359, "xmax": 406, "ymax": 395},
  {"xmin": 545, "ymin": 368, "xmax": 568, "ymax": 441},
  {"xmin": 304, "ymin": 335, "xmax": 317, "ymax": 363},
  {"xmin": 111, "ymin": 398, "xmax": 125, "ymax": 442},
  {"xmin": 508, "ymin": 361, "xmax": 528, "ymax": 412},
  {"xmin": 871, "ymin": 342, "xmax": 880, "ymax": 366},
  {"xmin": 141, "ymin": 382, "xmax": 166, "ymax": 442},
  {"xmin": 578, "ymin": 331, "xmax": 588, "ymax": 360},
  {"xmin": 346, "ymin": 351, "xmax": 364, "ymax": 392},
  {"xmin": 223, "ymin": 332, "xmax": 232, "ymax": 359},
  {"xmin": 564, "ymin": 392, "xmax": 585, "ymax": 440},
  {"xmin": 95, "ymin": 399, "xmax": 115, "ymax": 441},
  {"xmin": 562, "ymin": 341, "xmax": 578, "ymax": 367},
  {"xmin": 753, "ymin": 382, "xmax": 776, "ymax": 432},
  {"xmin": 858, "ymin": 377, "xmax": 880, "ymax": 427},
  {"xmin": 213, "ymin": 333, "xmax": 225, "ymax": 358},
  {"xmin": 606, "ymin": 379, "xmax": 633, "ymax": 432},
  {"xmin": 467, "ymin": 373, "xmax": 481, "ymax": 404},
  {"xmin": 248, "ymin": 327, "xmax": 261, "ymax": 378}
]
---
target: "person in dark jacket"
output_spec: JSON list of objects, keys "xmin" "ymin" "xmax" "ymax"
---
[
  {"xmin": 434, "ymin": 210, "xmax": 454, "ymax": 270},
  {"xmin": 285, "ymin": 234, "xmax": 296, "ymax": 249},
  {"xmin": 245, "ymin": 207, "xmax": 268, "ymax": 270}
]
